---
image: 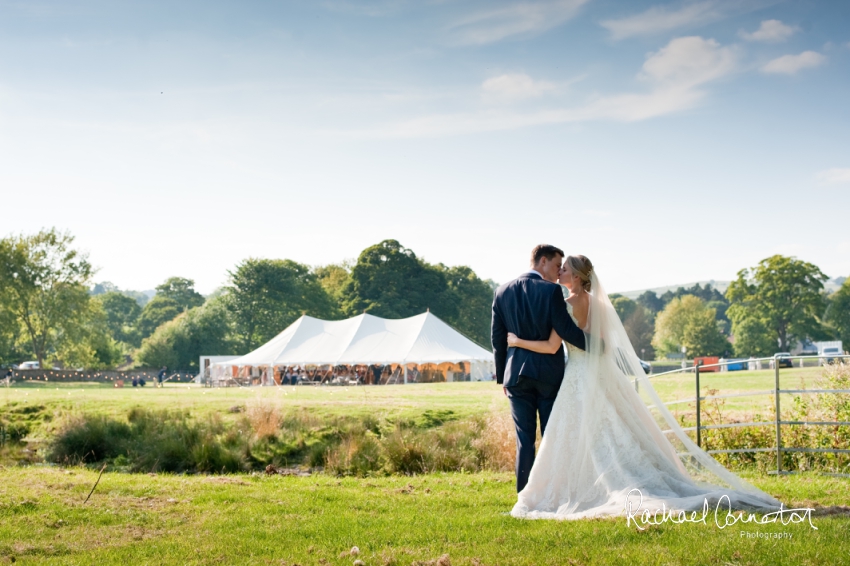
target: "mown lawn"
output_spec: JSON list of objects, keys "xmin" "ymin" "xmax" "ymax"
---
[
  {"xmin": 1, "ymin": 381, "xmax": 504, "ymax": 428},
  {"xmin": 0, "ymin": 467, "xmax": 848, "ymax": 566}
]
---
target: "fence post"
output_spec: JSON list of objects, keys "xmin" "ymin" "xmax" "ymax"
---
[
  {"xmin": 695, "ymin": 362, "xmax": 701, "ymax": 448},
  {"xmin": 774, "ymin": 354, "xmax": 782, "ymax": 474}
]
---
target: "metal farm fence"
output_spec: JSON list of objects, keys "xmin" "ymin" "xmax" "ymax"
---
[{"xmin": 637, "ymin": 354, "xmax": 850, "ymax": 478}]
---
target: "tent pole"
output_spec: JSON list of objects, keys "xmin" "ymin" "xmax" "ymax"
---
[{"xmin": 403, "ymin": 364, "xmax": 408, "ymax": 385}]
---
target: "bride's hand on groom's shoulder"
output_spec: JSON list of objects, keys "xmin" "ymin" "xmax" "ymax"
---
[{"xmin": 507, "ymin": 332, "xmax": 519, "ymax": 347}]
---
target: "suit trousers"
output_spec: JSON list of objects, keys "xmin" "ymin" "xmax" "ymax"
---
[{"xmin": 505, "ymin": 376, "xmax": 561, "ymax": 493}]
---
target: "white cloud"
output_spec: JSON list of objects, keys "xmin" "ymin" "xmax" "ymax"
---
[
  {"xmin": 481, "ymin": 73, "xmax": 555, "ymax": 102},
  {"xmin": 761, "ymin": 51, "xmax": 826, "ymax": 74},
  {"xmin": 739, "ymin": 19, "xmax": 796, "ymax": 42},
  {"xmin": 600, "ymin": 1, "xmax": 725, "ymax": 40},
  {"xmin": 641, "ymin": 36, "xmax": 736, "ymax": 86},
  {"xmin": 817, "ymin": 168, "xmax": 850, "ymax": 185},
  {"xmin": 356, "ymin": 36, "xmax": 736, "ymax": 137},
  {"xmin": 446, "ymin": 0, "xmax": 589, "ymax": 45}
]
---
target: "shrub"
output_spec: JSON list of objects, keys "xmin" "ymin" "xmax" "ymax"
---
[
  {"xmin": 48, "ymin": 414, "xmax": 131, "ymax": 464},
  {"xmin": 325, "ymin": 431, "xmax": 382, "ymax": 476},
  {"xmin": 48, "ymin": 408, "xmax": 246, "ymax": 473}
]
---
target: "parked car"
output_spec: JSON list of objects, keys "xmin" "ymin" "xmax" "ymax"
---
[
  {"xmin": 18, "ymin": 361, "xmax": 40, "ymax": 370},
  {"xmin": 726, "ymin": 359, "xmax": 749, "ymax": 371},
  {"xmin": 821, "ymin": 346, "xmax": 842, "ymax": 365},
  {"xmin": 775, "ymin": 353, "xmax": 793, "ymax": 368},
  {"xmin": 639, "ymin": 359, "xmax": 651, "ymax": 374}
]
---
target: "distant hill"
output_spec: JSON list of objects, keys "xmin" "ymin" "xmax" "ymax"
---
[
  {"xmin": 90, "ymin": 282, "xmax": 156, "ymax": 307},
  {"xmin": 615, "ymin": 281, "xmax": 730, "ymax": 300},
  {"xmin": 615, "ymin": 277, "xmax": 845, "ymax": 300}
]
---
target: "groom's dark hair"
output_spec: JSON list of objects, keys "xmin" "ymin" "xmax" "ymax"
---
[{"xmin": 530, "ymin": 244, "xmax": 564, "ymax": 266}]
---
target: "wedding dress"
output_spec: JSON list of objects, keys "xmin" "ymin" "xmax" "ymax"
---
[{"xmin": 511, "ymin": 271, "xmax": 782, "ymax": 520}]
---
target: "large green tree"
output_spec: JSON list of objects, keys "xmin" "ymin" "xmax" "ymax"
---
[
  {"xmin": 227, "ymin": 258, "xmax": 339, "ymax": 350},
  {"xmin": 726, "ymin": 255, "xmax": 827, "ymax": 352},
  {"xmin": 136, "ymin": 297, "xmax": 237, "ymax": 371},
  {"xmin": 0, "ymin": 301, "xmax": 25, "ymax": 366},
  {"xmin": 136, "ymin": 295, "xmax": 183, "ymax": 340},
  {"xmin": 95, "ymin": 291, "xmax": 142, "ymax": 346},
  {"xmin": 341, "ymin": 240, "xmax": 451, "ymax": 319},
  {"xmin": 314, "ymin": 261, "xmax": 353, "ymax": 306},
  {"xmin": 610, "ymin": 295, "xmax": 655, "ymax": 359},
  {"xmin": 0, "ymin": 229, "xmax": 94, "ymax": 368},
  {"xmin": 53, "ymin": 300, "xmax": 124, "ymax": 370},
  {"xmin": 636, "ymin": 290, "xmax": 664, "ymax": 315},
  {"xmin": 652, "ymin": 295, "xmax": 729, "ymax": 358},
  {"xmin": 825, "ymin": 277, "xmax": 850, "ymax": 345},
  {"xmin": 730, "ymin": 316, "xmax": 777, "ymax": 358},
  {"xmin": 154, "ymin": 277, "xmax": 205, "ymax": 311},
  {"xmin": 437, "ymin": 264, "xmax": 494, "ymax": 347}
]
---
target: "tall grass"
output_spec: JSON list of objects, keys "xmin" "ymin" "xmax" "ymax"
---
[
  {"xmin": 700, "ymin": 362, "xmax": 850, "ymax": 474},
  {"xmin": 43, "ymin": 364, "xmax": 848, "ymax": 477},
  {"xmin": 46, "ymin": 404, "xmax": 519, "ymax": 476},
  {"xmin": 49, "ymin": 408, "xmax": 246, "ymax": 473}
]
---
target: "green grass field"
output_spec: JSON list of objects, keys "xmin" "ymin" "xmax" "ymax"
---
[
  {"xmin": 644, "ymin": 367, "xmax": 827, "ymax": 421},
  {"xmin": 2, "ymin": 366, "xmax": 826, "ymax": 428},
  {"xmin": 1, "ymin": 381, "xmax": 504, "ymax": 426},
  {"xmin": 1, "ymin": 467, "xmax": 848, "ymax": 565},
  {"xmin": 2, "ymin": 378, "xmax": 848, "ymax": 564}
]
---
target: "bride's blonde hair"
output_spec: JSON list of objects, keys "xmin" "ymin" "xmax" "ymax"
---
[{"xmin": 565, "ymin": 255, "xmax": 593, "ymax": 292}]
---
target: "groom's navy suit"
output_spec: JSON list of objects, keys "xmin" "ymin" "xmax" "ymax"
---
[{"xmin": 491, "ymin": 271, "xmax": 586, "ymax": 492}]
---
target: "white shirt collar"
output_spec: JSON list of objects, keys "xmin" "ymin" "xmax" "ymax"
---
[{"xmin": 526, "ymin": 269, "xmax": 545, "ymax": 279}]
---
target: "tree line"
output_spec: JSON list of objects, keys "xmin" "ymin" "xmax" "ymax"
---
[
  {"xmin": 610, "ymin": 255, "xmax": 848, "ymax": 360},
  {"xmin": 0, "ymin": 232, "xmax": 496, "ymax": 371},
  {"xmin": 1, "ymin": 230, "xmax": 847, "ymax": 371}
]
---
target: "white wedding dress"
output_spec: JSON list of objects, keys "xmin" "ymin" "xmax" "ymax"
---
[{"xmin": 511, "ymin": 272, "xmax": 782, "ymax": 520}]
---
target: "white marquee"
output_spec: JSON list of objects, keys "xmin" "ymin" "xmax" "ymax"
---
[{"xmin": 212, "ymin": 312, "xmax": 494, "ymax": 382}]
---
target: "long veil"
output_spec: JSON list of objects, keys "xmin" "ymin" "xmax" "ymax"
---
[{"xmin": 580, "ymin": 270, "xmax": 781, "ymax": 512}]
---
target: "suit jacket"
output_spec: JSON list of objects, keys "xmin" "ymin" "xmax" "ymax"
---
[{"xmin": 491, "ymin": 272, "xmax": 586, "ymax": 387}]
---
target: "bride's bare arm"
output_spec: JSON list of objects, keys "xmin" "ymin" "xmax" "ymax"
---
[{"xmin": 507, "ymin": 328, "xmax": 562, "ymax": 354}]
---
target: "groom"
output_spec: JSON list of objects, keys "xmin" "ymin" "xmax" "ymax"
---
[{"xmin": 491, "ymin": 244, "xmax": 587, "ymax": 492}]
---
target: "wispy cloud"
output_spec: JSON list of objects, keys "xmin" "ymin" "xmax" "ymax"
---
[
  {"xmin": 600, "ymin": 1, "xmax": 726, "ymax": 40},
  {"xmin": 356, "ymin": 36, "xmax": 736, "ymax": 138},
  {"xmin": 739, "ymin": 19, "xmax": 796, "ymax": 42},
  {"xmin": 446, "ymin": 0, "xmax": 589, "ymax": 45},
  {"xmin": 817, "ymin": 168, "xmax": 850, "ymax": 185},
  {"xmin": 761, "ymin": 51, "xmax": 826, "ymax": 74},
  {"xmin": 481, "ymin": 73, "xmax": 556, "ymax": 102}
]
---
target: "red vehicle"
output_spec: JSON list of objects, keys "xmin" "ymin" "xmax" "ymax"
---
[{"xmin": 694, "ymin": 357, "xmax": 720, "ymax": 372}]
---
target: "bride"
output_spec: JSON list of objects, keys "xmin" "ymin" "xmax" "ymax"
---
[{"xmin": 507, "ymin": 255, "xmax": 782, "ymax": 520}]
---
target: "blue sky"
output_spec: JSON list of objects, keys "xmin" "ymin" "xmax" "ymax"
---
[{"xmin": 1, "ymin": 0, "xmax": 848, "ymax": 294}]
